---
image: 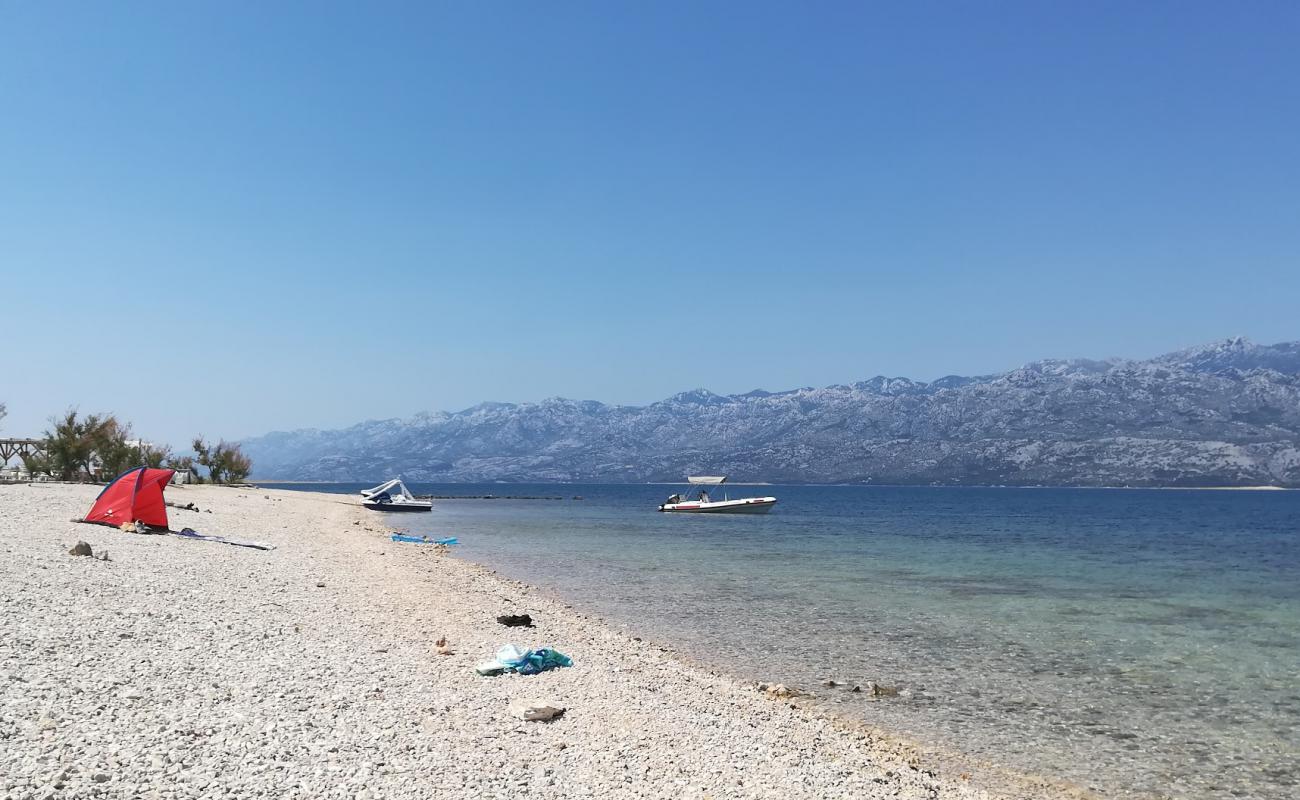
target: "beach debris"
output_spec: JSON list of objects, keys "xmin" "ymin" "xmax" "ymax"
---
[
  {"xmin": 496, "ymin": 614, "xmax": 533, "ymax": 628},
  {"xmin": 436, "ymin": 636, "xmax": 454, "ymax": 656},
  {"xmin": 173, "ymin": 528, "xmax": 276, "ymax": 551},
  {"xmin": 476, "ymin": 644, "xmax": 573, "ymax": 676},
  {"xmin": 97, "ymin": 550, "xmax": 110, "ymax": 562},
  {"xmin": 508, "ymin": 699, "xmax": 566, "ymax": 722},
  {"xmin": 165, "ymin": 501, "xmax": 200, "ymax": 512},
  {"xmin": 315, "ymin": 582, "xmax": 326, "ymax": 588},
  {"xmin": 68, "ymin": 541, "xmax": 93, "ymax": 557},
  {"xmin": 821, "ymin": 679, "xmax": 841, "ymax": 687},
  {"xmin": 757, "ymin": 682, "xmax": 802, "ymax": 699}
]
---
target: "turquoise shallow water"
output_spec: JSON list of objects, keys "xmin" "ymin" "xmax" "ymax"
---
[{"xmin": 270, "ymin": 483, "xmax": 1300, "ymax": 799}]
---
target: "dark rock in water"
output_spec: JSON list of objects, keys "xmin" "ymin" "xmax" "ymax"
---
[
  {"xmin": 69, "ymin": 541, "xmax": 93, "ymax": 557},
  {"xmin": 496, "ymin": 614, "xmax": 533, "ymax": 628},
  {"xmin": 851, "ymin": 685, "xmax": 863, "ymax": 693}
]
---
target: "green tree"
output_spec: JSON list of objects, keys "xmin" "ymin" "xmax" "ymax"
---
[
  {"xmin": 42, "ymin": 410, "xmax": 106, "ymax": 481},
  {"xmin": 192, "ymin": 437, "xmax": 253, "ymax": 484},
  {"xmin": 21, "ymin": 450, "xmax": 50, "ymax": 477},
  {"xmin": 166, "ymin": 453, "xmax": 197, "ymax": 480},
  {"xmin": 91, "ymin": 417, "xmax": 141, "ymax": 478},
  {"xmin": 140, "ymin": 443, "xmax": 172, "ymax": 469},
  {"xmin": 39, "ymin": 410, "xmax": 167, "ymax": 481}
]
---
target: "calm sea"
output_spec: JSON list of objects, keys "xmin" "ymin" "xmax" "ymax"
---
[{"xmin": 263, "ymin": 483, "xmax": 1300, "ymax": 799}]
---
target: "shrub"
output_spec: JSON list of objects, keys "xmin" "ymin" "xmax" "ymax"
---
[{"xmin": 192, "ymin": 437, "xmax": 253, "ymax": 484}]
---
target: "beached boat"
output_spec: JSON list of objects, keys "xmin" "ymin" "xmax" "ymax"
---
[
  {"xmin": 390, "ymin": 534, "xmax": 457, "ymax": 544},
  {"xmin": 658, "ymin": 476, "xmax": 777, "ymax": 514},
  {"xmin": 360, "ymin": 478, "xmax": 433, "ymax": 512}
]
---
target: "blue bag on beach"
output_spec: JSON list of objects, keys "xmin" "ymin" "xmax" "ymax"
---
[
  {"xmin": 516, "ymin": 647, "xmax": 573, "ymax": 675},
  {"xmin": 485, "ymin": 644, "xmax": 573, "ymax": 675}
]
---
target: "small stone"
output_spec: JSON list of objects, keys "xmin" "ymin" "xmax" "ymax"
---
[
  {"xmin": 92, "ymin": 773, "xmax": 111, "ymax": 783},
  {"xmin": 316, "ymin": 582, "xmax": 326, "ymax": 588},
  {"xmin": 121, "ymin": 688, "xmax": 144, "ymax": 700},
  {"xmin": 508, "ymin": 699, "xmax": 565, "ymax": 722},
  {"xmin": 69, "ymin": 541, "xmax": 93, "ymax": 557},
  {"xmin": 762, "ymin": 683, "xmax": 800, "ymax": 699}
]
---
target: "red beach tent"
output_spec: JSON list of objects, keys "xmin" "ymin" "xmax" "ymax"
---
[{"xmin": 83, "ymin": 466, "xmax": 176, "ymax": 529}]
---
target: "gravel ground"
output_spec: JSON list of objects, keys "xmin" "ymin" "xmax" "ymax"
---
[{"xmin": 1, "ymin": 483, "xmax": 1089, "ymax": 800}]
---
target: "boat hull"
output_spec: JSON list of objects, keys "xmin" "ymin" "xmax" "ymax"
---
[
  {"xmin": 362, "ymin": 501, "xmax": 432, "ymax": 512},
  {"xmin": 658, "ymin": 497, "xmax": 777, "ymax": 514}
]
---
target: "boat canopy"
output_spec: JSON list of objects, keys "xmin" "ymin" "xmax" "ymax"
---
[
  {"xmin": 361, "ymin": 478, "xmax": 416, "ymax": 501},
  {"xmin": 688, "ymin": 476, "xmax": 727, "ymax": 485}
]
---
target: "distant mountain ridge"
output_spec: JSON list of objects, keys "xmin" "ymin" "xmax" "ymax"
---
[{"xmin": 243, "ymin": 338, "xmax": 1300, "ymax": 486}]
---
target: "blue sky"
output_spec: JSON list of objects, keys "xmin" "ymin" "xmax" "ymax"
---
[{"xmin": 2, "ymin": 2, "xmax": 1298, "ymax": 447}]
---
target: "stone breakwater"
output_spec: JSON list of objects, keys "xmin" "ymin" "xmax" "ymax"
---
[{"xmin": 1, "ymin": 484, "xmax": 1084, "ymax": 799}]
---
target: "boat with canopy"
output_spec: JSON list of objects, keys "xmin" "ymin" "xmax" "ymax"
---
[
  {"xmin": 657, "ymin": 476, "xmax": 777, "ymax": 514},
  {"xmin": 360, "ymin": 478, "xmax": 433, "ymax": 512}
]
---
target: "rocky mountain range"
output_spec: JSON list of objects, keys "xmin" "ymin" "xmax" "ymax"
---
[{"xmin": 242, "ymin": 338, "xmax": 1300, "ymax": 486}]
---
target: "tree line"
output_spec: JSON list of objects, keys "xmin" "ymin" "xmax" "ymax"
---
[{"xmin": 6, "ymin": 408, "xmax": 251, "ymax": 484}]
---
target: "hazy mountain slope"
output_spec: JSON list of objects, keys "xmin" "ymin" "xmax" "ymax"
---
[{"xmin": 242, "ymin": 338, "xmax": 1300, "ymax": 486}]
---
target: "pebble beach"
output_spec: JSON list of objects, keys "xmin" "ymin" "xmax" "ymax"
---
[{"xmin": 1, "ymin": 483, "xmax": 1088, "ymax": 800}]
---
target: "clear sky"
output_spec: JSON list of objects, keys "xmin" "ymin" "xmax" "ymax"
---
[{"xmin": 2, "ymin": 1, "xmax": 1298, "ymax": 447}]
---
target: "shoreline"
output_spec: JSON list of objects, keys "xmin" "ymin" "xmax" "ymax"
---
[
  {"xmin": 248, "ymin": 479, "xmax": 1296, "ymax": 491},
  {"xmin": 2, "ymin": 483, "xmax": 1091, "ymax": 799}
]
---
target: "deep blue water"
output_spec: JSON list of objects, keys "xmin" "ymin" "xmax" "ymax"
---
[{"xmin": 264, "ymin": 483, "xmax": 1300, "ymax": 799}]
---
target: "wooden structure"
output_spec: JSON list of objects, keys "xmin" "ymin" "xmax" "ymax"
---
[{"xmin": 0, "ymin": 438, "xmax": 46, "ymax": 465}]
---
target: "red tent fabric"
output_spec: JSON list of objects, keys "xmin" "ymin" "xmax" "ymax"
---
[{"xmin": 83, "ymin": 467, "xmax": 176, "ymax": 528}]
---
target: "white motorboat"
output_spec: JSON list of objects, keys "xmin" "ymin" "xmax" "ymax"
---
[
  {"xmin": 360, "ymin": 478, "xmax": 433, "ymax": 512},
  {"xmin": 658, "ymin": 476, "xmax": 776, "ymax": 514}
]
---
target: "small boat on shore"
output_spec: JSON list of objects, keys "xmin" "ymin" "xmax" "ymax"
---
[
  {"xmin": 360, "ymin": 478, "xmax": 433, "ymax": 512},
  {"xmin": 390, "ymin": 534, "xmax": 457, "ymax": 545},
  {"xmin": 658, "ymin": 476, "xmax": 777, "ymax": 514}
]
